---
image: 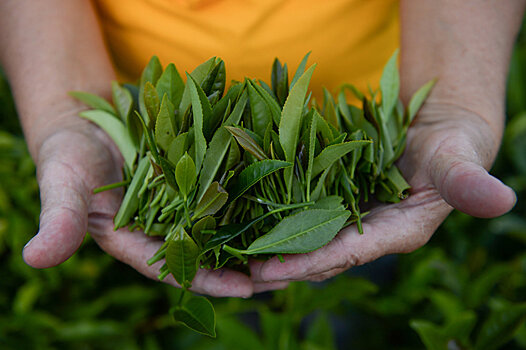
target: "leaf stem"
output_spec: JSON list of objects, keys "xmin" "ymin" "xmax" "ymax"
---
[{"xmin": 93, "ymin": 180, "xmax": 130, "ymax": 194}]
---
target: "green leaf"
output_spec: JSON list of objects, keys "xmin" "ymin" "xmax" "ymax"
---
[
  {"xmin": 271, "ymin": 58, "xmax": 289, "ymax": 106},
  {"xmin": 69, "ymin": 91, "xmax": 116, "ymax": 115},
  {"xmin": 475, "ymin": 303, "xmax": 526, "ymax": 350},
  {"xmin": 196, "ymin": 91, "xmax": 248, "ymax": 203},
  {"xmin": 215, "ymin": 315, "xmax": 265, "ymax": 350},
  {"xmin": 139, "ymin": 56, "xmax": 163, "ymax": 121},
  {"xmin": 279, "ymin": 64, "xmax": 316, "ymax": 200},
  {"xmin": 156, "ymin": 63, "xmax": 184, "ymax": 109},
  {"xmin": 305, "ymin": 313, "xmax": 336, "ymax": 350},
  {"xmin": 306, "ymin": 114, "xmax": 317, "ymax": 201},
  {"xmin": 312, "ymin": 140, "xmax": 370, "ymax": 178},
  {"xmin": 248, "ymin": 81, "xmax": 272, "ymax": 138},
  {"xmin": 175, "ymin": 152, "xmax": 196, "ymax": 200},
  {"xmin": 380, "ymin": 50, "xmax": 400, "ymax": 120},
  {"xmin": 241, "ymin": 209, "xmax": 350, "ymax": 254},
  {"xmin": 250, "ymin": 80, "xmax": 282, "ymax": 126},
  {"xmin": 312, "ymin": 196, "xmax": 345, "ymax": 210},
  {"xmin": 166, "ymin": 227, "xmax": 199, "ymax": 288},
  {"xmin": 155, "ymin": 94, "xmax": 176, "ymax": 151},
  {"xmin": 290, "ymin": 51, "xmax": 311, "ymax": 89},
  {"xmin": 225, "ymin": 126, "xmax": 268, "ymax": 161},
  {"xmin": 167, "ymin": 132, "xmax": 188, "ymax": 165},
  {"xmin": 186, "ymin": 73, "xmax": 208, "ymax": 174},
  {"xmin": 114, "ymin": 157, "xmax": 150, "ymax": 228},
  {"xmin": 143, "ymin": 81, "xmax": 160, "ymax": 126},
  {"xmin": 410, "ymin": 320, "xmax": 449, "ymax": 350},
  {"xmin": 193, "ymin": 182, "xmax": 228, "ymax": 219},
  {"xmin": 228, "ymin": 160, "xmax": 292, "ymax": 203},
  {"xmin": 111, "ymin": 81, "xmax": 133, "ymax": 123},
  {"xmin": 406, "ymin": 78, "xmax": 436, "ymax": 127},
  {"xmin": 442, "ymin": 311, "xmax": 477, "ymax": 347},
  {"xmin": 159, "ymin": 156, "xmax": 178, "ymax": 191},
  {"xmin": 200, "ymin": 58, "xmax": 226, "ymax": 98},
  {"xmin": 79, "ymin": 110, "xmax": 136, "ymax": 170},
  {"xmin": 179, "ymin": 57, "xmax": 216, "ymax": 113},
  {"xmin": 172, "ymin": 295, "xmax": 216, "ymax": 337}
]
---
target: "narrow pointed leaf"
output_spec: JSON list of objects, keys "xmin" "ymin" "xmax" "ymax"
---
[
  {"xmin": 114, "ymin": 157, "xmax": 150, "ymax": 228},
  {"xmin": 70, "ymin": 91, "xmax": 116, "ymax": 115},
  {"xmin": 312, "ymin": 140, "xmax": 370, "ymax": 178},
  {"xmin": 290, "ymin": 51, "xmax": 311, "ymax": 89},
  {"xmin": 196, "ymin": 91, "xmax": 248, "ymax": 202},
  {"xmin": 79, "ymin": 110, "xmax": 136, "ymax": 170},
  {"xmin": 186, "ymin": 73, "xmax": 208, "ymax": 173},
  {"xmin": 143, "ymin": 81, "xmax": 160, "ymax": 126},
  {"xmin": 228, "ymin": 160, "xmax": 292, "ymax": 203},
  {"xmin": 242, "ymin": 209, "xmax": 350, "ymax": 254},
  {"xmin": 111, "ymin": 81, "xmax": 133, "ymax": 123},
  {"xmin": 406, "ymin": 78, "xmax": 436, "ymax": 127},
  {"xmin": 225, "ymin": 126, "xmax": 267, "ymax": 161},
  {"xmin": 156, "ymin": 63, "xmax": 184, "ymax": 109},
  {"xmin": 167, "ymin": 132, "xmax": 188, "ymax": 165},
  {"xmin": 380, "ymin": 50, "xmax": 400, "ymax": 120},
  {"xmin": 279, "ymin": 64, "xmax": 316, "ymax": 199},
  {"xmin": 155, "ymin": 94, "xmax": 176, "ymax": 151}
]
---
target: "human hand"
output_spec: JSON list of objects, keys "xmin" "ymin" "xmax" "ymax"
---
[
  {"xmin": 22, "ymin": 117, "xmax": 286, "ymax": 297},
  {"xmin": 250, "ymin": 102, "xmax": 516, "ymax": 283}
]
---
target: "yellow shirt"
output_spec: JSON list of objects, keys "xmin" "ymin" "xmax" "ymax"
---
[{"xmin": 94, "ymin": 0, "xmax": 398, "ymax": 98}]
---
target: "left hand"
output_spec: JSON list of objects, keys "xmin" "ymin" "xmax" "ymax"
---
[{"xmin": 249, "ymin": 101, "xmax": 516, "ymax": 283}]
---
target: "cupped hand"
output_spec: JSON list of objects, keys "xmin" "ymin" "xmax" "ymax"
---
[
  {"xmin": 22, "ymin": 117, "xmax": 285, "ymax": 297},
  {"xmin": 250, "ymin": 103, "xmax": 516, "ymax": 283}
]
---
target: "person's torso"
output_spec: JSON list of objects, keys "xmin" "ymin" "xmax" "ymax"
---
[{"xmin": 94, "ymin": 0, "xmax": 399, "ymax": 97}]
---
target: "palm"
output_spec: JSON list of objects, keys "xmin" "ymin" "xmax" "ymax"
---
[{"xmin": 250, "ymin": 105, "xmax": 516, "ymax": 283}]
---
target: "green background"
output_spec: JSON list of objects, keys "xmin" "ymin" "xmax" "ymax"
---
[{"xmin": 1, "ymin": 20, "xmax": 526, "ymax": 350}]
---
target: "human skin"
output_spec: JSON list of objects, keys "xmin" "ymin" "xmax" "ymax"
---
[
  {"xmin": 0, "ymin": 0, "xmax": 288, "ymax": 297},
  {"xmin": 250, "ymin": 0, "xmax": 526, "ymax": 283},
  {"xmin": 1, "ymin": 0, "xmax": 524, "ymax": 295}
]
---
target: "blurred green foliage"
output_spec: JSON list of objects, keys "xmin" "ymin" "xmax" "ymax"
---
[{"xmin": 1, "ymin": 18, "xmax": 526, "ymax": 349}]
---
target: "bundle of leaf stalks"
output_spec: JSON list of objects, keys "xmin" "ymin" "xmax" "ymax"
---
[{"xmin": 72, "ymin": 52, "xmax": 433, "ymax": 335}]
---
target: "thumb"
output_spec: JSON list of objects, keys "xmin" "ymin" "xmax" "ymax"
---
[
  {"xmin": 23, "ymin": 158, "xmax": 89, "ymax": 268},
  {"xmin": 431, "ymin": 148, "xmax": 516, "ymax": 218}
]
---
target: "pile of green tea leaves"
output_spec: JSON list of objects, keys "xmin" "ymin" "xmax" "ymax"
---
[{"xmin": 71, "ymin": 51, "xmax": 434, "ymax": 336}]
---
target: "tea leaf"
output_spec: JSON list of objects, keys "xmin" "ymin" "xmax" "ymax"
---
[
  {"xmin": 156, "ymin": 63, "xmax": 184, "ymax": 109},
  {"xmin": 114, "ymin": 156, "xmax": 150, "ymax": 228},
  {"xmin": 197, "ymin": 91, "xmax": 248, "ymax": 202},
  {"xmin": 179, "ymin": 57, "xmax": 216, "ymax": 113},
  {"xmin": 240, "ymin": 209, "xmax": 350, "ymax": 254},
  {"xmin": 410, "ymin": 320, "xmax": 449, "ymax": 350},
  {"xmin": 79, "ymin": 110, "xmax": 136, "ymax": 170},
  {"xmin": 380, "ymin": 50, "xmax": 400, "ymax": 121},
  {"xmin": 290, "ymin": 51, "xmax": 311, "ymax": 89},
  {"xmin": 248, "ymin": 81, "xmax": 272, "ymax": 138},
  {"xmin": 160, "ymin": 156, "xmax": 178, "ymax": 191},
  {"xmin": 167, "ymin": 132, "xmax": 188, "ymax": 165},
  {"xmin": 228, "ymin": 160, "xmax": 292, "ymax": 203},
  {"xmin": 225, "ymin": 126, "xmax": 267, "ymax": 161},
  {"xmin": 70, "ymin": 91, "xmax": 116, "ymax": 115},
  {"xmin": 175, "ymin": 152, "xmax": 196, "ymax": 200},
  {"xmin": 166, "ymin": 227, "xmax": 199, "ymax": 288},
  {"xmin": 406, "ymin": 78, "xmax": 436, "ymax": 127},
  {"xmin": 186, "ymin": 74, "xmax": 208, "ymax": 174},
  {"xmin": 193, "ymin": 182, "xmax": 228, "ymax": 219},
  {"xmin": 312, "ymin": 140, "xmax": 370, "ymax": 178},
  {"xmin": 200, "ymin": 58, "xmax": 225, "ymax": 98},
  {"xmin": 155, "ymin": 94, "xmax": 176, "ymax": 151},
  {"xmin": 144, "ymin": 81, "xmax": 160, "ymax": 127},
  {"xmin": 280, "ymin": 64, "xmax": 316, "ymax": 201},
  {"xmin": 305, "ymin": 114, "xmax": 317, "ymax": 201},
  {"xmin": 171, "ymin": 295, "xmax": 216, "ymax": 337},
  {"xmin": 139, "ymin": 56, "xmax": 163, "ymax": 123},
  {"xmin": 111, "ymin": 82, "xmax": 133, "ymax": 123},
  {"xmin": 250, "ymin": 80, "xmax": 281, "ymax": 126}
]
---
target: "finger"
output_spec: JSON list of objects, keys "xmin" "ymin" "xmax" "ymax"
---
[
  {"xmin": 253, "ymin": 281, "xmax": 290, "ymax": 293},
  {"xmin": 23, "ymin": 158, "xmax": 89, "ymax": 268},
  {"xmin": 432, "ymin": 159, "xmax": 516, "ymax": 218},
  {"xmin": 88, "ymin": 213, "xmax": 254, "ymax": 298},
  {"xmin": 252, "ymin": 188, "xmax": 451, "ymax": 283}
]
